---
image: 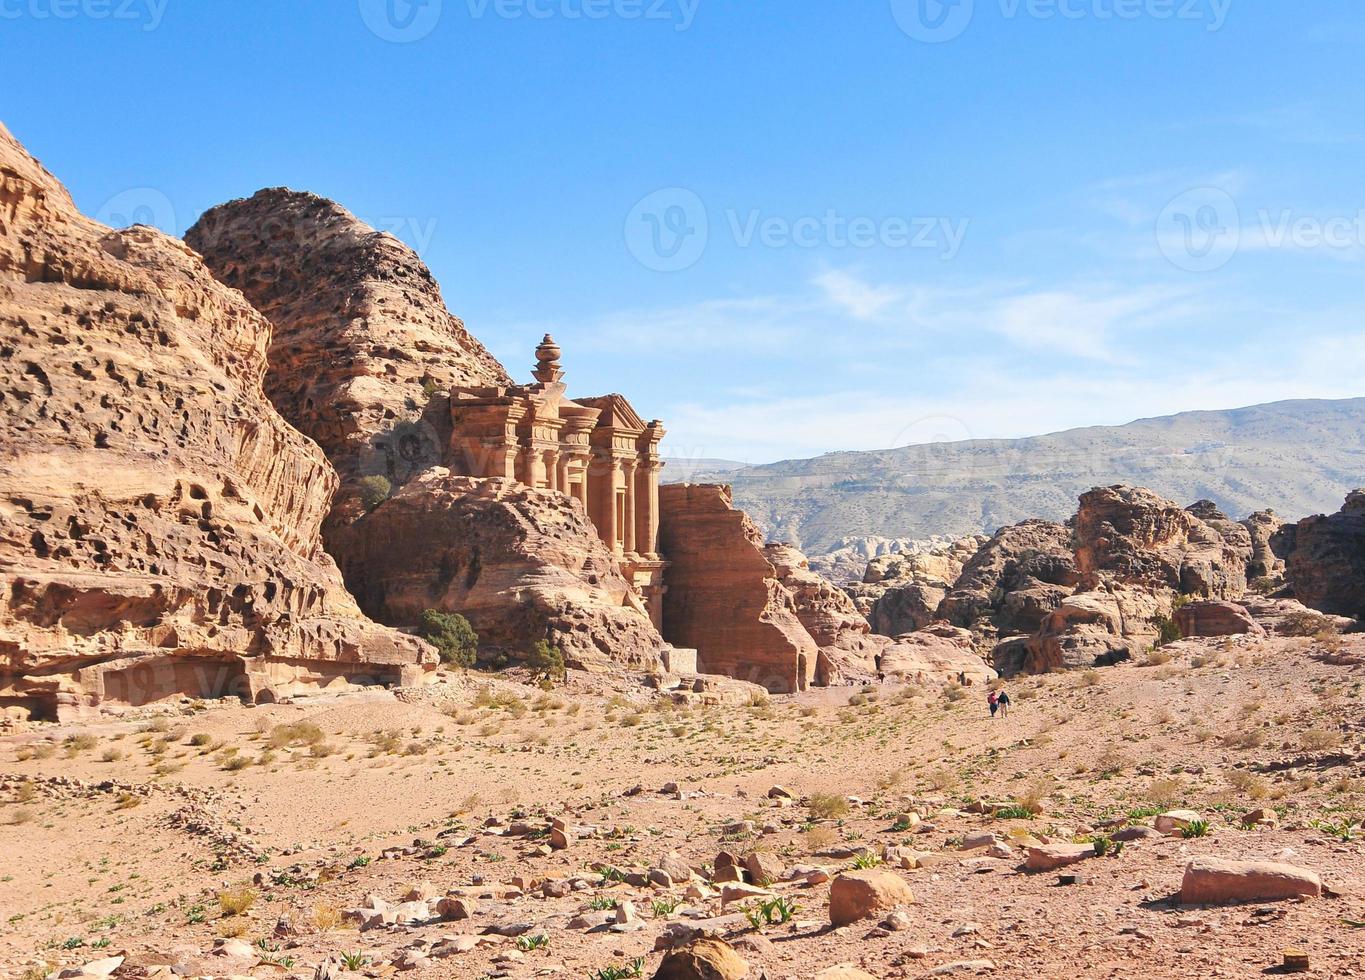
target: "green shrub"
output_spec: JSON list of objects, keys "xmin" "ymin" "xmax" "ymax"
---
[
  {"xmin": 1153, "ymin": 615, "xmax": 1182, "ymax": 647},
  {"xmin": 358, "ymin": 475, "xmax": 392, "ymax": 511},
  {"xmin": 420, "ymin": 610, "xmax": 479, "ymax": 667},
  {"xmin": 527, "ymin": 640, "xmax": 566, "ymax": 683}
]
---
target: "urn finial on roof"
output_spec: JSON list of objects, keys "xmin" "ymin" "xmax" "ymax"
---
[{"xmin": 533, "ymin": 333, "xmax": 563, "ymax": 385}]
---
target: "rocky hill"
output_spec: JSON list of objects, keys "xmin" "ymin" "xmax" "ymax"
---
[
  {"xmin": 0, "ymin": 124, "xmax": 433, "ymax": 722},
  {"xmin": 677, "ymin": 399, "xmax": 1365, "ymax": 557}
]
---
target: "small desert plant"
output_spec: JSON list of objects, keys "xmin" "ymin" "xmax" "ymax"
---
[
  {"xmin": 652, "ymin": 898, "xmax": 681, "ymax": 918},
  {"xmin": 1152, "ymin": 615, "xmax": 1182, "ymax": 648},
  {"xmin": 188, "ymin": 733, "xmax": 213, "ymax": 747},
  {"xmin": 807, "ymin": 793, "xmax": 850, "ymax": 821},
  {"xmin": 527, "ymin": 640, "xmax": 566, "ymax": 684},
  {"xmin": 420, "ymin": 610, "xmax": 479, "ymax": 668},
  {"xmin": 357, "ymin": 475, "xmax": 392, "ymax": 511},
  {"xmin": 217, "ymin": 885, "xmax": 257, "ymax": 917},
  {"xmin": 1281, "ymin": 610, "xmax": 1338, "ymax": 637},
  {"xmin": 804, "ymin": 826, "xmax": 838, "ymax": 852},
  {"xmin": 515, "ymin": 934, "xmax": 549, "ymax": 952},
  {"xmin": 589, "ymin": 959, "xmax": 645, "ymax": 980},
  {"xmin": 1181, "ymin": 819, "xmax": 1212, "ymax": 839},
  {"xmin": 268, "ymin": 722, "xmax": 325, "ymax": 749},
  {"xmin": 339, "ymin": 952, "xmax": 371, "ymax": 971},
  {"xmin": 851, "ymin": 852, "xmax": 882, "ymax": 869},
  {"xmin": 1301, "ymin": 729, "xmax": 1343, "ymax": 753}
]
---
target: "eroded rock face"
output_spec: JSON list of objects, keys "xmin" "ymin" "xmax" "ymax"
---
[
  {"xmin": 1274, "ymin": 491, "xmax": 1365, "ymax": 619},
  {"xmin": 1175, "ymin": 600, "xmax": 1265, "ymax": 638},
  {"xmin": 0, "ymin": 124, "xmax": 433, "ymax": 719},
  {"xmin": 1074, "ymin": 488, "xmax": 1250, "ymax": 599},
  {"xmin": 336, "ymin": 471, "xmax": 663, "ymax": 672},
  {"xmin": 186, "ymin": 189, "xmax": 667, "ymax": 667},
  {"xmin": 185, "ymin": 189, "xmax": 510, "ymax": 514},
  {"xmin": 938, "ymin": 520, "xmax": 1078, "ymax": 642},
  {"xmin": 845, "ymin": 537, "xmax": 985, "ymax": 637},
  {"xmin": 659, "ymin": 485, "xmax": 818, "ymax": 693},
  {"xmin": 763, "ymin": 543, "xmax": 867, "ymax": 647},
  {"xmin": 1242, "ymin": 509, "xmax": 1286, "ymax": 584}
]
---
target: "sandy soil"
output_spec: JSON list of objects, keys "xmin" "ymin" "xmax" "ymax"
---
[{"xmin": 1, "ymin": 632, "xmax": 1362, "ymax": 980}]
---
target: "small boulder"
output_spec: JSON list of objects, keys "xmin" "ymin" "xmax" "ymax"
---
[
  {"xmin": 828, "ymin": 869, "xmax": 913, "ymax": 927},
  {"xmin": 1024, "ymin": 843, "xmax": 1092, "ymax": 872},
  {"xmin": 744, "ymin": 851, "xmax": 785, "ymax": 886},
  {"xmin": 1180, "ymin": 857, "xmax": 1321, "ymax": 904},
  {"xmin": 1154, "ymin": 810, "xmax": 1202, "ymax": 836},
  {"xmin": 653, "ymin": 937, "xmax": 749, "ymax": 980}
]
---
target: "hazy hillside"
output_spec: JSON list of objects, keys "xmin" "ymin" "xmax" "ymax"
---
[{"xmin": 667, "ymin": 398, "xmax": 1365, "ymax": 555}]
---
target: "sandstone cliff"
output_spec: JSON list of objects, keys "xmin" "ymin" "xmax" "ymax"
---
[
  {"xmin": 1275, "ymin": 490, "xmax": 1365, "ymax": 619},
  {"xmin": 186, "ymin": 190, "xmax": 667, "ymax": 669},
  {"xmin": 0, "ymin": 124, "xmax": 434, "ymax": 720},
  {"xmin": 659, "ymin": 485, "xmax": 818, "ymax": 693}
]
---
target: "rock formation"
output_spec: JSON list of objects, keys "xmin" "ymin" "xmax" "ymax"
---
[
  {"xmin": 938, "ymin": 520, "xmax": 1078, "ymax": 644},
  {"xmin": 186, "ymin": 191, "xmax": 670, "ymax": 669},
  {"xmin": 336, "ymin": 471, "xmax": 664, "ymax": 672},
  {"xmin": 763, "ymin": 544, "xmax": 868, "ymax": 647},
  {"xmin": 659, "ymin": 485, "xmax": 818, "ymax": 693},
  {"xmin": 0, "ymin": 124, "xmax": 433, "ymax": 720},
  {"xmin": 1274, "ymin": 491, "xmax": 1365, "ymax": 619},
  {"xmin": 845, "ymin": 537, "xmax": 984, "ymax": 637}
]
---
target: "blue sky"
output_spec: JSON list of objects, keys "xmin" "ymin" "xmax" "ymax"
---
[{"xmin": 4, "ymin": 0, "xmax": 1364, "ymax": 463}]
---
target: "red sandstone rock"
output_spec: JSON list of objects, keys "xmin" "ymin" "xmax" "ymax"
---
[
  {"xmin": 764, "ymin": 543, "xmax": 867, "ymax": 646},
  {"xmin": 828, "ymin": 869, "xmax": 913, "ymax": 926},
  {"xmin": 1174, "ymin": 600, "xmax": 1264, "ymax": 638},
  {"xmin": 0, "ymin": 124, "xmax": 433, "ymax": 720},
  {"xmin": 1179, "ymin": 857, "xmax": 1321, "ymax": 904},
  {"xmin": 658, "ymin": 485, "xmax": 818, "ymax": 693},
  {"xmin": 337, "ymin": 471, "xmax": 664, "ymax": 672},
  {"xmin": 1274, "ymin": 490, "xmax": 1365, "ymax": 619}
]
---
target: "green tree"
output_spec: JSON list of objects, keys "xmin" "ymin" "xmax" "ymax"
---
[
  {"xmin": 358, "ymin": 475, "xmax": 392, "ymax": 511},
  {"xmin": 527, "ymin": 640, "xmax": 566, "ymax": 684},
  {"xmin": 420, "ymin": 610, "xmax": 479, "ymax": 668}
]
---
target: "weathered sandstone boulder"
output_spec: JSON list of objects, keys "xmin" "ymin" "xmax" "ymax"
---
[
  {"xmin": 938, "ymin": 520, "xmax": 1078, "ymax": 643},
  {"xmin": 1242, "ymin": 509, "xmax": 1286, "ymax": 584},
  {"xmin": 338, "ymin": 471, "xmax": 663, "ymax": 671},
  {"xmin": 1180, "ymin": 857, "xmax": 1321, "ymax": 904},
  {"xmin": 1174, "ymin": 600, "xmax": 1264, "ymax": 638},
  {"xmin": 659, "ymin": 485, "xmax": 817, "ymax": 693},
  {"xmin": 1024, "ymin": 843, "xmax": 1093, "ymax": 872},
  {"xmin": 845, "ymin": 536, "xmax": 984, "ymax": 635},
  {"xmin": 653, "ymin": 938, "xmax": 749, "ymax": 980},
  {"xmin": 1274, "ymin": 491, "xmax": 1365, "ymax": 619},
  {"xmin": 0, "ymin": 123, "xmax": 433, "ymax": 720},
  {"xmin": 1019, "ymin": 591, "xmax": 1133, "ymax": 674},
  {"xmin": 828, "ymin": 869, "xmax": 913, "ymax": 926},
  {"xmin": 1073, "ymin": 488, "xmax": 1250, "ymax": 599}
]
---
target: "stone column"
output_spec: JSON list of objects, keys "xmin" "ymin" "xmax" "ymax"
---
[
  {"xmin": 543, "ymin": 449, "xmax": 560, "ymax": 492},
  {"xmin": 557, "ymin": 456, "xmax": 570, "ymax": 495},
  {"xmin": 622, "ymin": 460, "xmax": 638, "ymax": 555},
  {"xmin": 641, "ymin": 460, "xmax": 662, "ymax": 558}
]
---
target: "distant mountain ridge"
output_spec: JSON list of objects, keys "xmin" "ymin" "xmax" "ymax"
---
[{"xmin": 665, "ymin": 398, "xmax": 1365, "ymax": 556}]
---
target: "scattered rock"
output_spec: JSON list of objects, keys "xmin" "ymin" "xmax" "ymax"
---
[{"xmin": 828, "ymin": 870, "xmax": 914, "ymax": 927}]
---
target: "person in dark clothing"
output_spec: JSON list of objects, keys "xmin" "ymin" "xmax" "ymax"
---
[{"xmin": 997, "ymin": 689, "xmax": 1011, "ymax": 718}]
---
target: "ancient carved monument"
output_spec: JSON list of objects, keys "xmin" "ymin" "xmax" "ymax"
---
[{"xmin": 448, "ymin": 336, "xmax": 668, "ymax": 628}]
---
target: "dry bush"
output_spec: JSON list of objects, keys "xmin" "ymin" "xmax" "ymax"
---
[
  {"xmin": 807, "ymin": 793, "xmax": 851, "ymax": 821},
  {"xmin": 217, "ymin": 885, "xmax": 257, "ymax": 917},
  {"xmin": 269, "ymin": 722, "xmax": 325, "ymax": 749},
  {"xmin": 874, "ymin": 770, "xmax": 906, "ymax": 794},
  {"xmin": 1151, "ymin": 706, "xmax": 1176, "ymax": 726},
  {"xmin": 1095, "ymin": 746, "xmax": 1135, "ymax": 775},
  {"xmin": 1226, "ymin": 770, "xmax": 1270, "ymax": 800},
  {"xmin": 312, "ymin": 902, "xmax": 342, "ymax": 932},
  {"xmin": 942, "ymin": 683, "xmax": 968, "ymax": 702},
  {"xmin": 1222, "ymin": 729, "xmax": 1265, "ymax": 750},
  {"xmin": 1145, "ymin": 776, "xmax": 1187, "ymax": 808},
  {"xmin": 926, "ymin": 767, "xmax": 959, "ymax": 792},
  {"xmin": 1016, "ymin": 774, "xmax": 1055, "ymax": 813},
  {"xmin": 1144, "ymin": 649, "xmax": 1174, "ymax": 667},
  {"xmin": 9, "ymin": 807, "xmax": 35, "ymax": 826},
  {"xmin": 1300, "ymin": 729, "xmax": 1342, "ymax": 753},
  {"xmin": 1077, "ymin": 669, "xmax": 1102, "ymax": 688},
  {"xmin": 803, "ymin": 826, "xmax": 838, "ymax": 852}
]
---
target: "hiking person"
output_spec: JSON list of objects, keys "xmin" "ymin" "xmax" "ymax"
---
[
  {"xmin": 987, "ymin": 690, "xmax": 999, "ymax": 719},
  {"xmin": 997, "ymin": 689, "xmax": 1011, "ymax": 718}
]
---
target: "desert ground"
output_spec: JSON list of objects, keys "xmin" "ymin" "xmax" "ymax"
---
[{"xmin": 2, "ymin": 633, "xmax": 1362, "ymax": 980}]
